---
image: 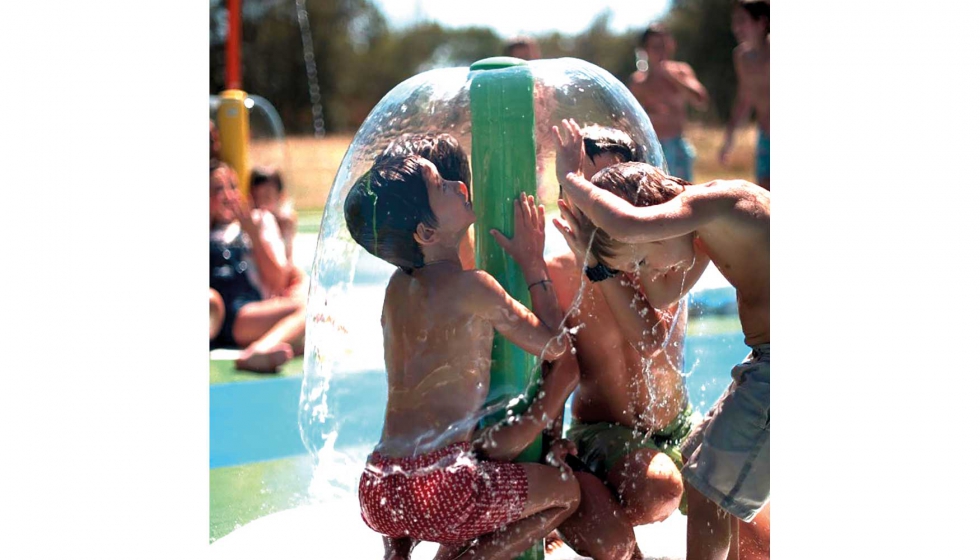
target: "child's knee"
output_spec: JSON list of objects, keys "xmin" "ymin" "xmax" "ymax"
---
[{"xmin": 615, "ymin": 450, "xmax": 684, "ymax": 524}]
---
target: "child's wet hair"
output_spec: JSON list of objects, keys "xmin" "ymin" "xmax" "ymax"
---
[
  {"xmin": 380, "ymin": 133, "xmax": 471, "ymax": 189},
  {"xmin": 344, "ymin": 154, "xmax": 438, "ymax": 273},
  {"xmin": 250, "ymin": 166, "xmax": 284, "ymax": 193},
  {"xmin": 589, "ymin": 162, "xmax": 690, "ymax": 267},
  {"xmin": 580, "ymin": 125, "xmax": 641, "ymax": 167}
]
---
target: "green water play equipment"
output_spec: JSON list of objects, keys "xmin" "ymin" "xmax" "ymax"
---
[{"xmin": 470, "ymin": 55, "xmax": 544, "ymax": 560}]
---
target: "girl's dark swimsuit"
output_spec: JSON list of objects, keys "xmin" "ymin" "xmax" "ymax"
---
[{"xmin": 210, "ymin": 230, "xmax": 263, "ymax": 348}]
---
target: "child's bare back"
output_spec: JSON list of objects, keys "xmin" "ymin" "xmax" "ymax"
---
[{"xmin": 377, "ymin": 266, "xmax": 515, "ymax": 457}]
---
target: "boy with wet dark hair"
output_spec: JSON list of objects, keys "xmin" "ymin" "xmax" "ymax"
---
[
  {"xmin": 555, "ymin": 117, "xmax": 770, "ymax": 560},
  {"xmin": 346, "ymin": 153, "xmax": 582, "ymax": 560},
  {"xmin": 378, "ymin": 132, "xmax": 476, "ymax": 269},
  {"xmin": 380, "ymin": 132, "xmax": 472, "ymax": 188},
  {"xmin": 719, "ymin": 0, "xmax": 770, "ymax": 190}
]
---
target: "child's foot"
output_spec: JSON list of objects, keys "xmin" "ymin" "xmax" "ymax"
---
[
  {"xmin": 235, "ymin": 343, "xmax": 293, "ymax": 373},
  {"xmin": 545, "ymin": 531, "xmax": 565, "ymax": 554}
]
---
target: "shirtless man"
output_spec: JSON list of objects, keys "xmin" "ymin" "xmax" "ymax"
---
[
  {"xmin": 629, "ymin": 24, "xmax": 709, "ymax": 182},
  {"xmin": 555, "ymin": 118, "xmax": 770, "ymax": 560},
  {"xmin": 719, "ymin": 0, "xmax": 770, "ymax": 191},
  {"xmin": 545, "ymin": 126, "xmax": 709, "ymax": 560},
  {"xmin": 347, "ymin": 153, "xmax": 581, "ymax": 560}
]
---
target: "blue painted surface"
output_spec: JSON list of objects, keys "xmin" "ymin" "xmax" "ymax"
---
[
  {"xmin": 684, "ymin": 331, "xmax": 750, "ymax": 413},
  {"xmin": 209, "ymin": 376, "xmax": 307, "ymax": 468}
]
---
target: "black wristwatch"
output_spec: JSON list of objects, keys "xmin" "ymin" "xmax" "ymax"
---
[{"xmin": 585, "ymin": 262, "xmax": 620, "ymax": 283}]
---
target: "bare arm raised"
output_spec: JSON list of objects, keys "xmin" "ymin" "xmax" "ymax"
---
[
  {"xmin": 553, "ymin": 119, "xmax": 729, "ymax": 244},
  {"xmin": 465, "ymin": 193, "xmax": 569, "ymax": 361},
  {"xmin": 489, "ymin": 193, "xmax": 564, "ymax": 333}
]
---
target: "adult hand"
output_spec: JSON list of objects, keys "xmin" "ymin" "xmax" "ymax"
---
[
  {"xmin": 553, "ymin": 198, "xmax": 598, "ymax": 267},
  {"xmin": 490, "ymin": 192, "xmax": 546, "ymax": 274}
]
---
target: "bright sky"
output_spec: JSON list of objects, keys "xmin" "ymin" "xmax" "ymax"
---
[{"xmin": 371, "ymin": 0, "xmax": 671, "ymax": 37}]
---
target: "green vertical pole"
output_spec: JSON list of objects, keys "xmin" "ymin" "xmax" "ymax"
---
[{"xmin": 469, "ymin": 57, "xmax": 545, "ymax": 560}]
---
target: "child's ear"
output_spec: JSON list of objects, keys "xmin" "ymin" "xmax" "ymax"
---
[{"xmin": 414, "ymin": 223, "xmax": 438, "ymax": 246}]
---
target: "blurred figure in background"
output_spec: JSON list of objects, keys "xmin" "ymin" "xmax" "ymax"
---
[
  {"xmin": 719, "ymin": 0, "xmax": 770, "ymax": 191},
  {"xmin": 249, "ymin": 166, "xmax": 299, "ymax": 265},
  {"xmin": 210, "ymin": 162, "xmax": 305, "ymax": 372},
  {"xmin": 629, "ymin": 24, "xmax": 709, "ymax": 182},
  {"xmin": 504, "ymin": 35, "xmax": 541, "ymax": 60},
  {"xmin": 249, "ymin": 166, "xmax": 307, "ymax": 302}
]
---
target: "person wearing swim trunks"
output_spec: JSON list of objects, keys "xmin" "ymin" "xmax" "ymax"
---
[
  {"xmin": 719, "ymin": 0, "xmax": 770, "ymax": 191},
  {"xmin": 209, "ymin": 162, "xmax": 306, "ymax": 373},
  {"xmin": 629, "ymin": 24, "xmax": 709, "ymax": 182},
  {"xmin": 346, "ymin": 151, "xmax": 581, "ymax": 560},
  {"xmin": 544, "ymin": 125, "xmax": 709, "ymax": 560},
  {"xmin": 555, "ymin": 118, "xmax": 770, "ymax": 560}
]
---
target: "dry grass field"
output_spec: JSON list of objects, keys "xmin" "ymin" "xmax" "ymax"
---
[{"xmin": 252, "ymin": 123, "xmax": 761, "ymax": 214}]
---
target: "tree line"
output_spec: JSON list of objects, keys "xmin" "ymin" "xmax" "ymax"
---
[{"xmin": 209, "ymin": 0, "xmax": 741, "ymax": 134}]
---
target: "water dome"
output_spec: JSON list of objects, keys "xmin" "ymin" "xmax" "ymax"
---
[{"xmin": 298, "ymin": 57, "xmax": 671, "ymax": 487}]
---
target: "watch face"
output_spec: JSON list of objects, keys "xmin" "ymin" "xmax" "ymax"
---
[{"xmin": 586, "ymin": 262, "xmax": 619, "ymax": 282}]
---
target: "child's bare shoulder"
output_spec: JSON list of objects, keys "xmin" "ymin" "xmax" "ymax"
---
[
  {"xmin": 454, "ymin": 270, "xmax": 510, "ymax": 311},
  {"xmin": 690, "ymin": 180, "xmax": 768, "ymax": 215},
  {"xmin": 384, "ymin": 268, "xmax": 412, "ymax": 297},
  {"xmin": 458, "ymin": 269, "xmax": 502, "ymax": 293},
  {"xmin": 680, "ymin": 180, "xmax": 758, "ymax": 208},
  {"xmin": 387, "ymin": 267, "xmax": 411, "ymax": 284}
]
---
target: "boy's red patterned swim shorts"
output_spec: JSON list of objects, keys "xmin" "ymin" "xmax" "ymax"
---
[{"xmin": 358, "ymin": 442, "xmax": 528, "ymax": 544}]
